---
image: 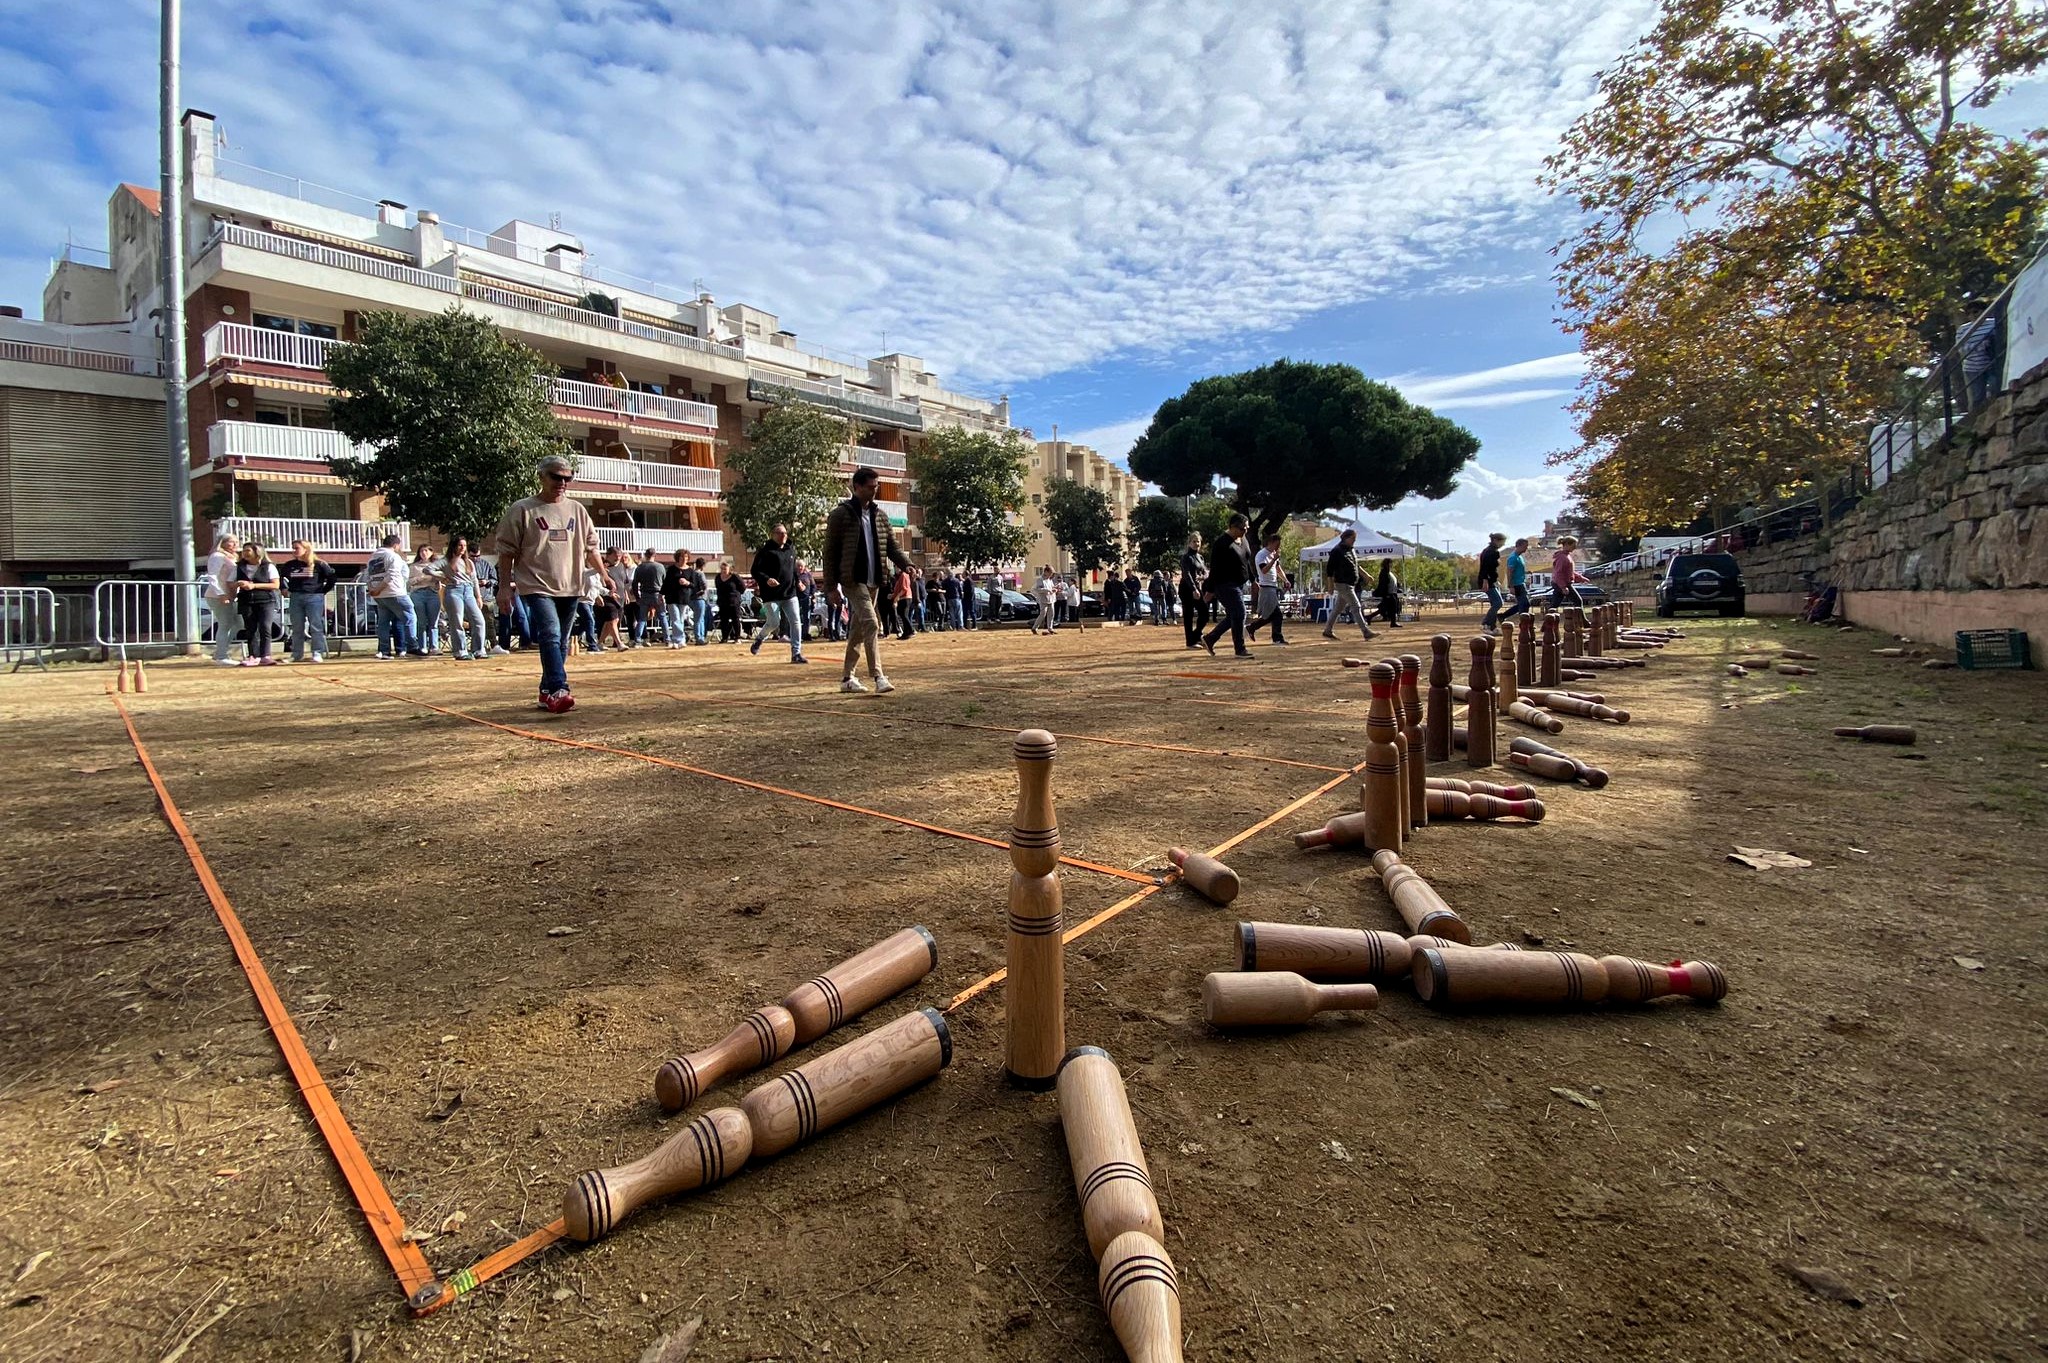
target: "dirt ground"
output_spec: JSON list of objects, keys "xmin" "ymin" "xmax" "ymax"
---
[{"xmin": 0, "ymin": 608, "xmax": 2043, "ymax": 1363}]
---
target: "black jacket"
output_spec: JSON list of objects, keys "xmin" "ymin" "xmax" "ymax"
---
[
  {"xmin": 1328, "ymin": 544, "xmax": 1360, "ymax": 587},
  {"xmin": 682, "ymin": 567, "xmax": 707, "ymax": 603},
  {"xmin": 661, "ymin": 562, "xmax": 686, "ymax": 604},
  {"xmin": 1477, "ymin": 544, "xmax": 1502, "ymax": 587},
  {"xmin": 280, "ymin": 555, "xmax": 338, "ymax": 596},
  {"xmin": 1206, "ymin": 533, "xmax": 1254, "ymax": 590},
  {"xmin": 632, "ymin": 559, "xmax": 664, "ymax": 600},
  {"xmin": 1178, "ymin": 548, "xmax": 1205, "ymax": 594},
  {"xmin": 750, "ymin": 541, "xmax": 798, "ymax": 601}
]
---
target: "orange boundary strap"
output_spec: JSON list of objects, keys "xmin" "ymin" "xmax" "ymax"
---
[
  {"xmin": 941, "ymin": 757, "xmax": 1368, "ymax": 1012},
  {"xmin": 315, "ymin": 677, "xmax": 1157, "ymax": 886},
  {"xmin": 107, "ymin": 689, "xmax": 439, "ymax": 1302}
]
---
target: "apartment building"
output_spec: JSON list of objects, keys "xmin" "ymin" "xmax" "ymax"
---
[
  {"xmin": 6, "ymin": 109, "xmax": 1010, "ymax": 582},
  {"xmin": 1014, "ymin": 440, "xmax": 1144, "ymax": 584}
]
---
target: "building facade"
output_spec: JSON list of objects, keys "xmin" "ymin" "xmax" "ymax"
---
[
  {"xmin": 1018, "ymin": 439, "xmax": 1144, "ymax": 584},
  {"xmin": 5, "ymin": 109, "xmax": 1010, "ymax": 584}
]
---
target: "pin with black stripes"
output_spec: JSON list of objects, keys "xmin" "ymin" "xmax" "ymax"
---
[
  {"xmin": 1098, "ymin": 1230, "xmax": 1183, "ymax": 1362},
  {"xmin": 1006, "ymin": 729, "xmax": 1065, "ymax": 1088},
  {"xmin": 561, "ymin": 1106, "xmax": 754, "ymax": 1242}
]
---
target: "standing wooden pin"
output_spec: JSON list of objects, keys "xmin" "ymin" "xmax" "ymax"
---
[
  {"xmin": 1495, "ymin": 620, "xmax": 1519, "ymax": 713},
  {"xmin": 1202, "ymin": 971, "xmax": 1379, "ymax": 1027},
  {"xmin": 1564, "ymin": 607, "xmax": 1586, "ymax": 660},
  {"xmin": 1057, "ymin": 1047, "xmax": 1165, "ymax": 1256},
  {"xmin": 1425, "ymin": 634, "xmax": 1454, "ymax": 761},
  {"xmin": 1099, "ymin": 1231, "xmax": 1184, "ymax": 1363},
  {"xmin": 1369, "ymin": 849, "xmax": 1470, "ymax": 942},
  {"xmin": 1465, "ymin": 635, "xmax": 1498, "ymax": 769},
  {"xmin": 1006, "ymin": 730, "xmax": 1065, "ymax": 1089},
  {"xmin": 1361, "ymin": 662, "xmax": 1406, "ymax": 853},
  {"xmin": 1539, "ymin": 614, "xmax": 1562, "ymax": 688},
  {"xmin": 131, "ymin": 660, "xmax": 148, "ymax": 693},
  {"xmin": 1380, "ymin": 656, "xmax": 1411, "ymax": 835},
  {"xmin": 1517, "ymin": 610, "xmax": 1537, "ymax": 685},
  {"xmin": 1398, "ymin": 655, "xmax": 1427, "ymax": 831},
  {"xmin": 114, "ymin": 658, "xmax": 128, "ymax": 693},
  {"xmin": 1167, "ymin": 846, "xmax": 1240, "ymax": 905}
]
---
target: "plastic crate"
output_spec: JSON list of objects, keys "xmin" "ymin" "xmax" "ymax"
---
[{"xmin": 1954, "ymin": 629, "xmax": 2031, "ymax": 670}]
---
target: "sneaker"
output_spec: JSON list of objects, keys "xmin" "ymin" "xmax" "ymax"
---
[
  {"xmin": 1203, "ymin": 637, "xmax": 1217, "ymax": 657},
  {"xmin": 750, "ymin": 635, "xmax": 763, "ymax": 655},
  {"xmin": 258, "ymin": 657, "xmax": 279, "ymax": 667},
  {"xmin": 841, "ymin": 676, "xmax": 867, "ymax": 693},
  {"xmin": 542, "ymin": 689, "xmax": 576, "ymax": 714},
  {"xmin": 240, "ymin": 658, "xmax": 260, "ymax": 667},
  {"xmin": 373, "ymin": 653, "xmax": 393, "ymax": 661},
  {"xmin": 791, "ymin": 654, "xmax": 810, "ymax": 664},
  {"xmin": 1271, "ymin": 638, "xmax": 1290, "ymax": 646},
  {"xmin": 1322, "ymin": 631, "xmax": 1337, "ymax": 640},
  {"xmin": 490, "ymin": 646, "xmax": 509, "ymax": 656},
  {"xmin": 311, "ymin": 652, "xmax": 325, "ymax": 662},
  {"xmin": 1361, "ymin": 628, "xmax": 1376, "ymax": 640},
  {"xmin": 454, "ymin": 653, "xmax": 471, "ymax": 661},
  {"xmin": 215, "ymin": 658, "xmax": 241, "ymax": 667},
  {"xmin": 278, "ymin": 656, "xmax": 296, "ymax": 665},
  {"xmin": 1233, "ymin": 651, "xmax": 1259, "ymax": 660},
  {"xmin": 874, "ymin": 674, "xmax": 895, "ymax": 694}
]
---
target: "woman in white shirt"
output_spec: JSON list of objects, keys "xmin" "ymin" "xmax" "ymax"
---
[{"xmin": 1032, "ymin": 571, "xmax": 1058, "ymax": 635}]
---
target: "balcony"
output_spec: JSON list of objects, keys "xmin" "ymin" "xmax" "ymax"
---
[
  {"xmin": 203, "ymin": 320, "xmax": 336, "ymax": 373},
  {"xmin": 840, "ymin": 446, "xmax": 909, "ymax": 473},
  {"xmin": 595, "ymin": 527, "xmax": 726, "ymax": 557},
  {"xmin": 214, "ymin": 516, "xmax": 408, "ymax": 554},
  {"xmin": 575, "ymin": 454, "xmax": 721, "ymax": 496},
  {"xmin": 550, "ymin": 376, "xmax": 717, "ymax": 430},
  {"xmin": 209, "ymin": 421, "xmax": 372, "ymax": 465},
  {"xmin": 877, "ymin": 499, "xmax": 909, "ymax": 526},
  {"xmin": 747, "ymin": 371, "xmax": 924, "ymax": 430},
  {"xmin": 0, "ymin": 337, "xmax": 159, "ymax": 376}
]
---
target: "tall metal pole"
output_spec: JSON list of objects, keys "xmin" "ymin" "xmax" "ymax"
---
[{"xmin": 160, "ymin": 0, "xmax": 197, "ymax": 647}]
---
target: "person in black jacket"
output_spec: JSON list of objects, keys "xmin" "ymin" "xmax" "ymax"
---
[
  {"xmin": 661, "ymin": 550, "xmax": 690, "ymax": 648},
  {"xmin": 1373, "ymin": 557, "xmax": 1403, "ymax": 626},
  {"xmin": 1320, "ymin": 528, "xmax": 1376, "ymax": 642},
  {"xmin": 630, "ymin": 549, "xmax": 665, "ymax": 646},
  {"xmin": 279, "ymin": 538, "xmax": 338, "ymax": 662},
  {"xmin": 748, "ymin": 524, "xmax": 807, "ymax": 663},
  {"xmin": 1178, "ymin": 533, "xmax": 1208, "ymax": 648},
  {"xmin": 1201, "ymin": 514, "xmax": 1256, "ymax": 658},
  {"xmin": 1477, "ymin": 531, "xmax": 1506, "ymax": 632}
]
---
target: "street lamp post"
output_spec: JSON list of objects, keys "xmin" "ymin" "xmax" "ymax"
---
[{"xmin": 160, "ymin": 0, "xmax": 197, "ymax": 650}]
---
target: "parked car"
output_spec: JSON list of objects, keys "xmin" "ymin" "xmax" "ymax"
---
[
  {"xmin": 994, "ymin": 589, "xmax": 1037, "ymax": 620},
  {"xmin": 1524, "ymin": 572, "xmax": 1606, "ymax": 606},
  {"xmin": 1655, "ymin": 552, "xmax": 1745, "ymax": 617}
]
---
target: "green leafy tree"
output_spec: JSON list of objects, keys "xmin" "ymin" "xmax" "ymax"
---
[
  {"xmin": 1129, "ymin": 360, "xmax": 1478, "ymax": 541},
  {"xmin": 1189, "ymin": 494, "xmax": 1235, "ymax": 544},
  {"xmin": 1128, "ymin": 496, "xmax": 1191, "ymax": 572},
  {"xmin": 1042, "ymin": 479, "xmax": 1122, "ymax": 575},
  {"xmin": 326, "ymin": 307, "xmax": 564, "ymax": 541},
  {"xmin": 724, "ymin": 403, "xmax": 850, "ymax": 563},
  {"xmin": 907, "ymin": 427, "xmax": 1033, "ymax": 569}
]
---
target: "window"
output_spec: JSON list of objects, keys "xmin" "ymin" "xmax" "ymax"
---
[
  {"xmin": 254, "ymin": 487, "xmax": 349, "ymax": 519},
  {"xmin": 252, "ymin": 402, "xmax": 334, "ymax": 429},
  {"xmin": 253, "ymin": 312, "xmax": 338, "ymax": 340}
]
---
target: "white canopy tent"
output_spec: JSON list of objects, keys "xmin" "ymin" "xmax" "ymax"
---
[{"xmin": 1298, "ymin": 522, "xmax": 1413, "ymax": 563}]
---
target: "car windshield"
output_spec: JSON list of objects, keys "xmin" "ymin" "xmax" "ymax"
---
[{"xmin": 1671, "ymin": 555, "xmax": 1737, "ymax": 574}]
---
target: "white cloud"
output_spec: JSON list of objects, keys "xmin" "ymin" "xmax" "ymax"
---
[
  {"xmin": 1389, "ymin": 352, "xmax": 1587, "ymax": 406},
  {"xmin": 1381, "ymin": 461, "xmax": 1572, "ymax": 551},
  {"xmin": 0, "ymin": 1, "xmax": 1658, "ymax": 388}
]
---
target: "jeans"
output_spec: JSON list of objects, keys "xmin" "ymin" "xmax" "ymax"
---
[
  {"xmin": 373, "ymin": 595, "xmax": 417, "ymax": 655},
  {"xmin": 208, "ymin": 598, "xmax": 242, "ymax": 662},
  {"xmin": 631, "ymin": 597, "xmax": 661, "ymax": 644},
  {"xmin": 691, "ymin": 598, "xmax": 710, "ymax": 644},
  {"xmin": 947, "ymin": 598, "xmax": 964, "ymax": 630},
  {"xmin": 1503, "ymin": 583, "xmax": 1531, "ymax": 620},
  {"xmin": 1482, "ymin": 582, "xmax": 1504, "ymax": 628},
  {"xmin": 665, "ymin": 601, "xmax": 692, "ymax": 644},
  {"xmin": 841, "ymin": 583, "xmax": 883, "ymax": 680},
  {"xmin": 1203, "ymin": 587, "xmax": 1248, "ymax": 653},
  {"xmin": 1325, "ymin": 584, "xmax": 1374, "ymax": 639},
  {"xmin": 521, "ymin": 594, "xmax": 579, "ymax": 695},
  {"xmin": 408, "ymin": 587, "xmax": 441, "ymax": 652},
  {"xmin": 446, "ymin": 582, "xmax": 489, "ymax": 657},
  {"xmin": 240, "ymin": 595, "xmax": 277, "ymax": 659},
  {"xmin": 287, "ymin": 593, "xmax": 328, "ymax": 660},
  {"xmin": 499, "ymin": 593, "xmax": 530, "ymax": 649},
  {"xmin": 757, "ymin": 597, "xmax": 805, "ymax": 657},
  {"xmin": 574, "ymin": 600, "xmax": 599, "ymax": 649}
]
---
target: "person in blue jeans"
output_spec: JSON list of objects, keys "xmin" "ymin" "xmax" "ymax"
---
[
  {"xmin": 407, "ymin": 547, "xmax": 444, "ymax": 653},
  {"xmin": 1502, "ymin": 537, "xmax": 1532, "ymax": 621},
  {"xmin": 365, "ymin": 533, "xmax": 417, "ymax": 658},
  {"xmin": 492, "ymin": 454, "xmax": 607, "ymax": 713},
  {"xmin": 1478, "ymin": 532, "xmax": 1506, "ymax": 631},
  {"xmin": 441, "ymin": 536, "xmax": 491, "ymax": 660},
  {"xmin": 279, "ymin": 538, "xmax": 337, "ymax": 662}
]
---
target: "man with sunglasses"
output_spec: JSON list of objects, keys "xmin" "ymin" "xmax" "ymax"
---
[{"xmin": 492, "ymin": 454, "xmax": 606, "ymax": 713}]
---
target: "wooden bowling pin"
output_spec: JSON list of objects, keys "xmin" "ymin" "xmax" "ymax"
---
[
  {"xmin": 1535, "ymin": 693, "xmax": 1631, "ymax": 724},
  {"xmin": 779, "ymin": 925, "xmax": 940, "ymax": 1046},
  {"xmin": 1464, "ymin": 637, "xmax": 1497, "ymax": 769},
  {"xmin": 1781, "ymin": 649, "xmax": 1819, "ymax": 660},
  {"xmin": 1539, "ymin": 614, "xmax": 1562, "ymax": 688},
  {"xmin": 1056, "ymin": 1047, "xmax": 1165, "ymax": 1257},
  {"xmin": 562, "ymin": 1106, "xmax": 753, "ymax": 1242},
  {"xmin": 740, "ymin": 1006, "xmax": 952, "ymax": 1160},
  {"xmin": 655, "ymin": 1004, "xmax": 798, "ymax": 1113},
  {"xmin": 1559, "ymin": 668, "xmax": 1597, "ymax": 682},
  {"xmin": 1425, "ymin": 634, "xmax": 1454, "ymax": 761},
  {"xmin": 1341, "ymin": 656, "xmax": 1369, "ymax": 668},
  {"xmin": 114, "ymin": 659, "xmax": 128, "ymax": 693},
  {"xmin": 1519, "ymin": 687, "xmax": 1605, "ymax": 706},
  {"xmin": 1505, "ymin": 699, "xmax": 1565, "ymax": 734},
  {"xmin": 1408, "ymin": 936, "xmax": 1524, "ymax": 952},
  {"xmin": 1506, "ymin": 750, "xmax": 1578, "ymax": 784},
  {"xmin": 1360, "ymin": 662, "xmax": 1406, "ymax": 852},
  {"xmin": 1167, "ymin": 846, "xmax": 1240, "ymax": 905},
  {"xmin": 1398, "ymin": 655, "xmax": 1427, "ymax": 833},
  {"xmin": 1426, "ymin": 777, "xmax": 1538, "ymax": 800},
  {"xmin": 1234, "ymin": 922, "xmax": 1412, "ymax": 980},
  {"xmin": 1774, "ymin": 662, "xmax": 1817, "ymax": 676},
  {"xmin": 1562, "ymin": 656, "xmax": 1644, "ymax": 669},
  {"xmin": 1833, "ymin": 724, "xmax": 1915, "ymax": 745},
  {"xmin": 1425, "ymin": 789, "xmax": 1546, "ymax": 822},
  {"xmin": 1292, "ymin": 810, "xmax": 1375, "ymax": 849},
  {"xmin": 1377, "ymin": 656, "xmax": 1411, "ymax": 836},
  {"xmin": 1412, "ymin": 947, "xmax": 1610, "ymax": 1007},
  {"xmin": 1495, "ymin": 620, "xmax": 1519, "ymax": 712},
  {"xmin": 1006, "ymin": 730, "xmax": 1065, "ymax": 1089},
  {"xmin": 131, "ymin": 660, "xmax": 148, "ymax": 693},
  {"xmin": 1517, "ymin": 608, "xmax": 1537, "ymax": 684},
  {"xmin": 1201, "ymin": 971, "xmax": 1378, "ymax": 1027},
  {"xmin": 1098, "ymin": 1231, "xmax": 1183, "ymax": 1363},
  {"xmin": 1727, "ymin": 664, "xmax": 1748, "ymax": 677},
  {"xmin": 1565, "ymin": 607, "xmax": 1587, "ymax": 659},
  {"xmin": 1369, "ymin": 849, "xmax": 1470, "ymax": 943},
  {"xmin": 1507, "ymin": 735, "xmax": 1610, "ymax": 789},
  {"xmin": 1596, "ymin": 957, "xmax": 1728, "ymax": 1003}
]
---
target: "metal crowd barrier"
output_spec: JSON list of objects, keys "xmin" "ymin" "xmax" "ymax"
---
[
  {"xmin": 92, "ymin": 579, "xmax": 207, "ymax": 658},
  {"xmin": 1, "ymin": 587, "xmax": 61, "ymax": 671}
]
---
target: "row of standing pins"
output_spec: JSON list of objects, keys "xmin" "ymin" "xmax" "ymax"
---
[
  {"xmin": 1009, "ymin": 732, "xmax": 1184, "ymax": 1362},
  {"xmin": 112, "ymin": 659, "xmax": 148, "ymax": 693}
]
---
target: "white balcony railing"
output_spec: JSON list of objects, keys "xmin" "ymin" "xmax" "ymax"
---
[
  {"xmin": 877, "ymin": 499, "xmax": 910, "ymax": 525},
  {"xmin": 216, "ymin": 222, "xmax": 461, "ymax": 295},
  {"xmin": 575, "ymin": 454, "xmax": 721, "ymax": 494},
  {"xmin": 595, "ymin": 527, "xmax": 726, "ymax": 557},
  {"xmin": 214, "ymin": 517, "xmax": 408, "ymax": 553},
  {"xmin": 550, "ymin": 376, "xmax": 717, "ymax": 428},
  {"xmin": 749, "ymin": 369, "xmax": 922, "ymax": 421},
  {"xmin": 841, "ymin": 446, "xmax": 909, "ymax": 472},
  {"xmin": 203, "ymin": 320, "xmax": 337, "ymax": 372},
  {"xmin": 209, "ymin": 421, "xmax": 373, "ymax": 464},
  {"xmin": 0, "ymin": 338, "xmax": 158, "ymax": 376}
]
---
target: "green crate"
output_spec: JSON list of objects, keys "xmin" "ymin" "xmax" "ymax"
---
[{"xmin": 1954, "ymin": 629, "xmax": 2031, "ymax": 670}]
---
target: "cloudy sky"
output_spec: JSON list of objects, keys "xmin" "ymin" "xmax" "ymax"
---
[{"xmin": 7, "ymin": 0, "xmax": 1690, "ymax": 545}]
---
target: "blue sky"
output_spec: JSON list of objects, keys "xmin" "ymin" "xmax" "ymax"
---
[{"xmin": 3, "ymin": 1, "xmax": 2038, "ymax": 549}]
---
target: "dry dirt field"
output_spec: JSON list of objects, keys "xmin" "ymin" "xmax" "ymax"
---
[{"xmin": 1, "ymin": 610, "xmax": 2043, "ymax": 1363}]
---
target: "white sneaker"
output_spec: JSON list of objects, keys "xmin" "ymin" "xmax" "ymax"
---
[
  {"xmin": 840, "ymin": 676, "xmax": 867, "ymax": 693},
  {"xmin": 874, "ymin": 674, "xmax": 895, "ymax": 694},
  {"xmin": 490, "ymin": 646, "xmax": 509, "ymax": 656},
  {"xmin": 214, "ymin": 658, "xmax": 240, "ymax": 667},
  {"xmin": 311, "ymin": 652, "xmax": 325, "ymax": 662},
  {"xmin": 373, "ymin": 653, "xmax": 393, "ymax": 661}
]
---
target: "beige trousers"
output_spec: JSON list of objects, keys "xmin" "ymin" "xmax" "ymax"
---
[{"xmin": 842, "ymin": 583, "xmax": 883, "ymax": 680}]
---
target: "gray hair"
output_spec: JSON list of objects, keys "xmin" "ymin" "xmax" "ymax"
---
[{"xmin": 538, "ymin": 453, "xmax": 575, "ymax": 476}]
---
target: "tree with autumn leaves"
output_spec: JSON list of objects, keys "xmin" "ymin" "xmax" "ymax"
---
[{"xmin": 1548, "ymin": 0, "xmax": 2048, "ymax": 534}]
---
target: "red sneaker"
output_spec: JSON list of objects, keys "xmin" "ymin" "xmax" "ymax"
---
[{"xmin": 542, "ymin": 688, "xmax": 576, "ymax": 713}]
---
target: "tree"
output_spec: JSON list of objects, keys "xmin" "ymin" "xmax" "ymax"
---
[
  {"xmin": 326, "ymin": 307, "xmax": 564, "ymax": 542},
  {"xmin": 907, "ymin": 427, "xmax": 1033, "ymax": 569},
  {"xmin": 1129, "ymin": 360, "xmax": 1478, "ymax": 541},
  {"xmin": 1188, "ymin": 495, "xmax": 1235, "ymax": 544},
  {"xmin": 724, "ymin": 403, "xmax": 850, "ymax": 564},
  {"xmin": 1042, "ymin": 479, "xmax": 1122, "ymax": 575},
  {"xmin": 1127, "ymin": 496, "xmax": 1191, "ymax": 572}
]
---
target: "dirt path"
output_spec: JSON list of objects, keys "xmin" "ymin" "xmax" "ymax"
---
[{"xmin": 0, "ymin": 615, "xmax": 2041, "ymax": 1361}]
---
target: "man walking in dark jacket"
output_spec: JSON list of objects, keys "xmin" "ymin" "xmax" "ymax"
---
[
  {"xmin": 822, "ymin": 466, "xmax": 911, "ymax": 693},
  {"xmin": 1320, "ymin": 528, "xmax": 1376, "ymax": 642},
  {"xmin": 1478, "ymin": 532, "xmax": 1506, "ymax": 632},
  {"xmin": 1178, "ymin": 533, "xmax": 1208, "ymax": 648},
  {"xmin": 749, "ymin": 523, "xmax": 808, "ymax": 664},
  {"xmin": 1202, "ymin": 514, "xmax": 1256, "ymax": 658}
]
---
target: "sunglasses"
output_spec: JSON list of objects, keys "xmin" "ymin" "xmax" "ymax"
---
[{"xmin": 544, "ymin": 472, "xmax": 575, "ymax": 483}]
